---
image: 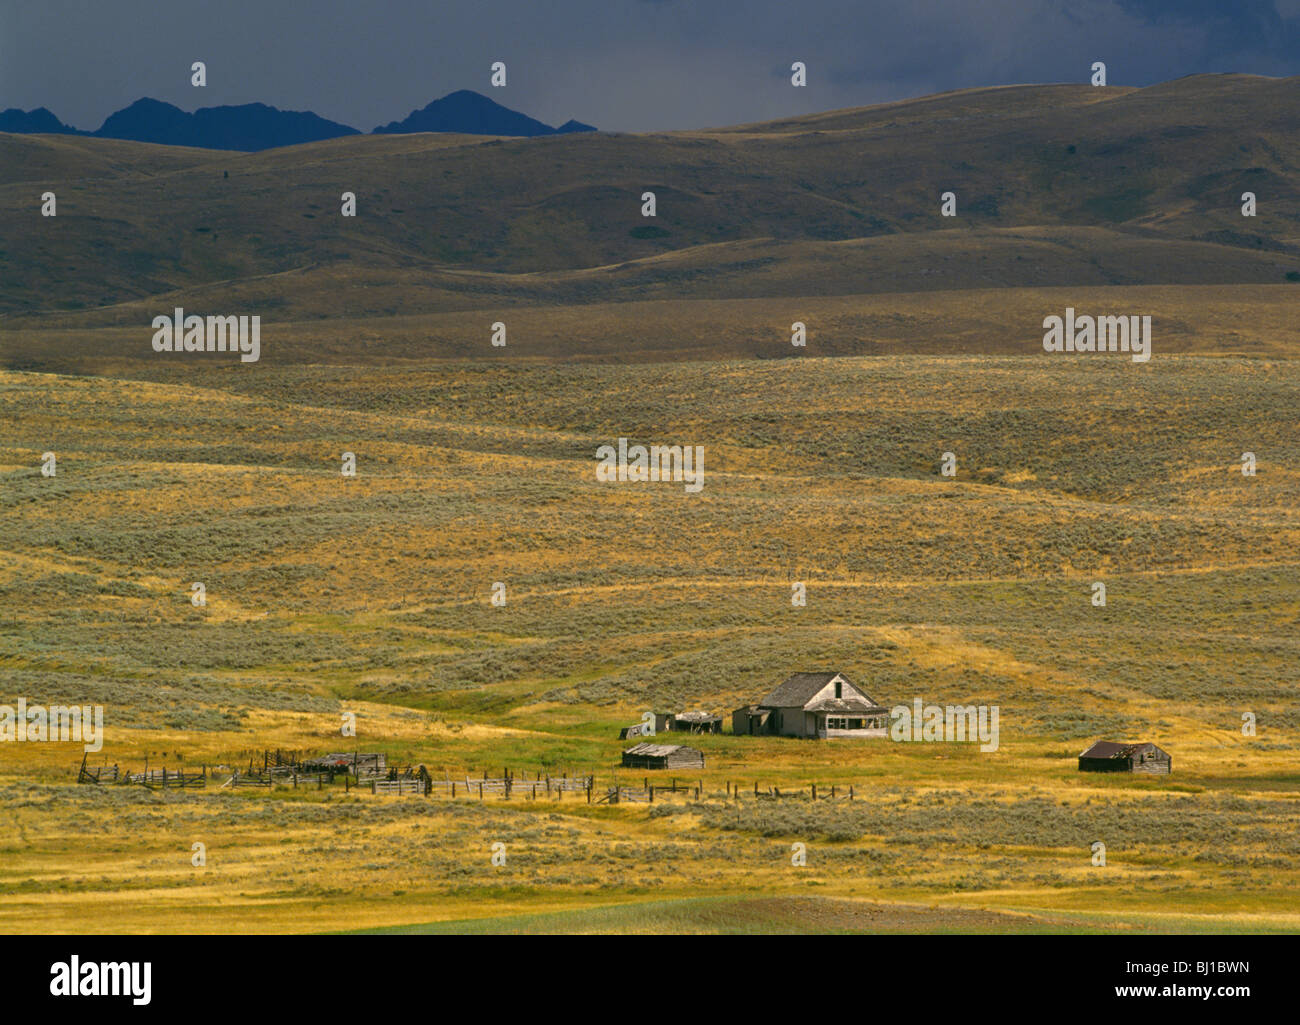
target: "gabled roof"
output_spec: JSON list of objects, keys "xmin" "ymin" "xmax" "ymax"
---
[
  {"xmin": 1079, "ymin": 740, "xmax": 1163, "ymax": 759},
  {"xmin": 759, "ymin": 671, "xmax": 876, "ymax": 709}
]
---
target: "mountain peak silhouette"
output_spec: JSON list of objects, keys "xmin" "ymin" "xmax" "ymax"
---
[{"xmin": 373, "ymin": 90, "xmax": 592, "ymax": 137}]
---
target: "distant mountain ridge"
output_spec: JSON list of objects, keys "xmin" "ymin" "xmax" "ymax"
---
[
  {"xmin": 93, "ymin": 98, "xmax": 360, "ymax": 151},
  {"xmin": 0, "ymin": 90, "xmax": 596, "ymax": 150},
  {"xmin": 0, "ymin": 106, "xmax": 77, "ymax": 134}
]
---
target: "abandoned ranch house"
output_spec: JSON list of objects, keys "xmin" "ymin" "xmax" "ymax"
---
[
  {"xmin": 1078, "ymin": 741, "xmax": 1171, "ymax": 774},
  {"xmin": 733, "ymin": 672, "xmax": 889, "ymax": 739}
]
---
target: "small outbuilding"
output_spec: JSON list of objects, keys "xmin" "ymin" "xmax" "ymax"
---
[
  {"xmin": 732, "ymin": 705, "xmax": 772, "ymax": 736},
  {"xmin": 621, "ymin": 743, "xmax": 705, "ymax": 770},
  {"xmin": 648, "ymin": 711, "xmax": 723, "ymax": 734},
  {"xmin": 1078, "ymin": 740, "xmax": 1171, "ymax": 774},
  {"xmin": 667, "ymin": 711, "xmax": 723, "ymax": 734}
]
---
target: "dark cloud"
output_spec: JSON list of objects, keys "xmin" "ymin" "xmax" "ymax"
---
[{"xmin": 1, "ymin": 0, "xmax": 1296, "ymax": 133}]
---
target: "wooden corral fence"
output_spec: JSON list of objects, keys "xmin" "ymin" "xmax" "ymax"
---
[
  {"xmin": 596, "ymin": 780, "xmax": 859, "ymax": 803},
  {"xmin": 265, "ymin": 749, "xmax": 303, "ymax": 770},
  {"xmin": 729, "ymin": 781, "xmax": 857, "ymax": 801},
  {"xmin": 598, "ymin": 780, "xmax": 702, "ymax": 806},
  {"xmin": 600, "ymin": 778, "xmax": 703, "ymax": 803},
  {"xmin": 76, "ymin": 752, "xmax": 866, "ymax": 805},
  {"xmin": 222, "ymin": 770, "xmax": 273, "ymax": 788},
  {"xmin": 77, "ymin": 755, "xmax": 119, "ymax": 784},
  {"xmin": 420, "ymin": 771, "xmax": 595, "ymax": 801},
  {"xmin": 224, "ymin": 769, "xmax": 340, "ymax": 789},
  {"xmin": 372, "ymin": 778, "xmax": 428, "ymax": 795},
  {"xmin": 125, "ymin": 767, "xmax": 207, "ymax": 789}
]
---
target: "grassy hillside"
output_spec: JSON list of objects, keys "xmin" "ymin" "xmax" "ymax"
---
[{"xmin": 2, "ymin": 74, "xmax": 1298, "ymax": 328}]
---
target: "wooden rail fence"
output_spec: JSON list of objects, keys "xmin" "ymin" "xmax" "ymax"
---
[{"xmin": 76, "ymin": 755, "xmax": 863, "ymax": 805}]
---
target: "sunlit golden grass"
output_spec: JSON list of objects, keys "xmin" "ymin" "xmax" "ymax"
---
[{"xmin": 1, "ymin": 352, "xmax": 1297, "ymax": 932}]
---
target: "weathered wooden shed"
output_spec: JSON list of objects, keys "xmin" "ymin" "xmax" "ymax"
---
[
  {"xmin": 669, "ymin": 711, "xmax": 723, "ymax": 734},
  {"xmin": 732, "ymin": 705, "xmax": 771, "ymax": 735},
  {"xmin": 1078, "ymin": 740, "xmax": 1171, "ymax": 774},
  {"xmin": 621, "ymin": 743, "xmax": 705, "ymax": 770},
  {"xmin": 642, "ymin": 711, "xmax": 724, "ymax": 735}
]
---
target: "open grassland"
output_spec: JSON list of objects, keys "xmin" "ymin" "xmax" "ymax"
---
[
  {"xmin": 5, "ymin": 283, "xmax": 1300, "ymax": 372},
  {"xmin": 1, "ymin": 352, "xmax": 1297, "ymax": 933}
]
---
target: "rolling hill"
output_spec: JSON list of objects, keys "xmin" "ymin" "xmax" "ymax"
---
[{"xmin": 2, "ymin": 73, "xmax": 1298, "ymax": 363}]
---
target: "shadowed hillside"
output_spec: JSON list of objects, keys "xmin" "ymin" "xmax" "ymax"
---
[{"xmin": 2, "ymin": 73, "xmax": 1298, "ymax": 338}]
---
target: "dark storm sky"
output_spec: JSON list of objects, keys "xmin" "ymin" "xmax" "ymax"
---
[{"xmin": 3, "ymin": 0, "xmax": 1298, "ymax": 133}]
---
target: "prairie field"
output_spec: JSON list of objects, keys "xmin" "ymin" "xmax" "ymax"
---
[{"xmin": 1, "ymin": 351, "xmax": 1297, "ymax": 933}]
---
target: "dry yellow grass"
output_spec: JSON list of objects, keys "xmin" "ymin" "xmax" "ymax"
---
[{"xmin": 1, "ymin": 349, "xmax": 1297, "ymax": 933}]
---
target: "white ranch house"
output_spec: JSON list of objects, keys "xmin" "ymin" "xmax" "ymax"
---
[{"xmin": 733, "ymin": 671, "xmax": 890, "ymax": 739}]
